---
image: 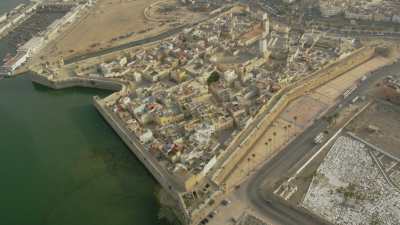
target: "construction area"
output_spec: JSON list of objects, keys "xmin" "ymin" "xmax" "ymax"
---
[{"xmin": 347, "ymin": 100, "xmax": 400, "ymax": 159}]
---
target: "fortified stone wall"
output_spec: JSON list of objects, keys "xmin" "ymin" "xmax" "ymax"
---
[
  {"xmin": 212, "ymin": 47, "xmax": 376, "ymax": 186},
  {"xmin": 30, "ymin": 72, "xmax": 192, "ymax": 225},
  {"xmin": 30, "ymin": 73, "xmax": 124, "ymax": 91},
  {"xmin": 93, "ymin": 97, "xmax": 191, "ymax": 225}
]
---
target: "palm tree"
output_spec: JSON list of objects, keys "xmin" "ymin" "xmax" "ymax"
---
[
  {"xmin": 272, "ymin": 131, "xmax": 277, "ymax": 149},
  {"xmin": 287, "ymin": 124, "xmax": 292, "ymax": 142},
  {"xmin": 268, "ymin": 138, "xmax": 272, "ymax": 150},
  {"xmin": 283, "ymin": 125, "xmax": 288, "ymax": 142},
  {"xmin": 247, "ymin": 158, "xmax": 251, "ymax": 176}
]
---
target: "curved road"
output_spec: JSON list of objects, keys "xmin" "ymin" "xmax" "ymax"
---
[
  {"xmin": 64, "ymin": 5, "xmax": 235, "ymax": 64},
  {"xmin": 64, "ymin": 25, "xmax": 188, "ymax": 64},
  {"xmin": 244, "ymin": 60, "xmax": 400, "ymax": 225},
  {"xmin": 246, "ymin": 119, "xmax": 332, "ymax": 225}
]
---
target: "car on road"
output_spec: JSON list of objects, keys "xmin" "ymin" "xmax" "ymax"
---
[
  {"xmin": 313, "ymin": 132, "xmax": 325, "ymax": 144},
  {"xmin": 199, "ymin": 218, "xmax": 209, "ymax": 225},
  {"xmin": 208, "ymin": 210, "xmax": 217, "ymax": 219},
  {"xmin": 221, "ymin": 199, "xmax": 231, "ymax": 206}
]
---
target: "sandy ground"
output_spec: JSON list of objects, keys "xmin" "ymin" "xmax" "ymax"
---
[
  {"xmin": 37, "ymin": 0, "xmax": 205, "ymax": 61},
  {"xmin": 223, "ymin": 54, "xmax": 394, "ymax": 189},
  {"xmin": 207, "ymin": 54, "xmax": 396, "ymax": 225},
  {"xmin": 347, "ymin": 101, "xmax": 400, "ymax": 159}
]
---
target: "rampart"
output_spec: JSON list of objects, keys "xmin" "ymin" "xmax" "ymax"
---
[
  {"xmin": 29, "ymin": 43, "xmax": 376, "ymax": 225},
  {"xmin": 212, "ymin": 47, "xmax": 377, "ymax": 186},
  {"xmin": 30, "ymin": 73, "xmax": 124, "ymax": 91},
  {"xmin": 30, "ymin": 72, "xmax": 192, "ymax": 225},
  {"xmin": 93, "ymin": 97, "xmax": 191, "ymax": 224}
]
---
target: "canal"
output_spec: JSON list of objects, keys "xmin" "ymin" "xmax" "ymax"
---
[{"xmin": 0, "ymin": 1, "xmax": 172, "ymax": 225}]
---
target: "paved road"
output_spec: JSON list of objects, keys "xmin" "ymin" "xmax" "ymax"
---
[
  {"xmin": 246, "ymin": 118, "xmax": 331, "ymax": 225},
  {"xmin": 243, "ymin": 59, "xmax": 400, "ymax": 225},
  {"xmin": 64, "ymin": 25, "xmax": 188, "ymax": 64},
  {"xmin": 64, "ymin": 5, "xmax": 235, "ymax": 64}
]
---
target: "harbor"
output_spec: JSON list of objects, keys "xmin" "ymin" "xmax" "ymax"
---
[{"xmin": 0, "ymin": 0, "xmax": 87, "ymax": 76}]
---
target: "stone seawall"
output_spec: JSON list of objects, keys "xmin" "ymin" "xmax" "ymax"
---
[
  {"xmin": 30, "ymin": 73, "xmax": 124, "ymax": 91},
  {"xmin": 30, "ymin": 73, "xmax": 192, "ymax": 225},
  {"xmin": 93, "ymin": 97, "xmax": 190, "ymax": 225}
]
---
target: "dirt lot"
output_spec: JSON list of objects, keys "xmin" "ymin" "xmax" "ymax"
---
[
  {"xmin": 37, "ymin": 0, "xmax": 205, "ymax": 61},
  {"xmin": 347, "ymin": 101, "xmax": 400, "ymax": 159},
  {"xmin": 223, "ymin": 50, "xmax": 395, "ymax": 190}
]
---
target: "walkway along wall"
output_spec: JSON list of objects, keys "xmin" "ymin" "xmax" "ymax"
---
[{"xmin": 212, "ymin": 47, "xmax": 377, "ymax": 186}]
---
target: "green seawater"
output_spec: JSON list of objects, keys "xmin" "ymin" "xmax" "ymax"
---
[
  {"xmin": 0, "ymin": 75, "xmax": 172, "ymax": 225},
  {"xmin": 0, "ymin": 1, "xmax": 172, "ymax": 225}
]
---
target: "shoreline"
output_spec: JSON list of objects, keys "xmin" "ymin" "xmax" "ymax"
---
[
  {"xmin": 28, "ymin": 45, "xmax": 379, "ymax": 225},
  {"xmin": 28, "ymin": 43, "xmax": 390, "ymax": 225},
  {"xmin": 29, "ymin": 72, "xmax": 124, "ymax": 91},
  {"xmin": 30, "ymin": 71, "xmax": 191, "ymax": 225}
]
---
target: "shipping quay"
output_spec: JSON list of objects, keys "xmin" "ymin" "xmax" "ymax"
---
[
  {"xmin": 25, "ymin": 0, "xmax": 400, "ymax": 225},
  {"xmin": 0, "ymin": 0, "xmax": 94, "ymax": 76}
]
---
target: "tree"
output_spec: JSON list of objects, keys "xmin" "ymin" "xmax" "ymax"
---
[
  {"xmin": 375, "ymin": 47, "xmax": 389, "ymax": 57},
  {"xmin": 207, "ymin": 71, "xmax": 220, "ymax": 85}
]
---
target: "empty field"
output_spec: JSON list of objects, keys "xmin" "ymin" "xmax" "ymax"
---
[
  {"xmin": 347, "ymin": 101, "xmax": 400, "ymax": 159},
  {"xmin": 37, "ymin": 0, "xmax": 205, "ymax": 61}
]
